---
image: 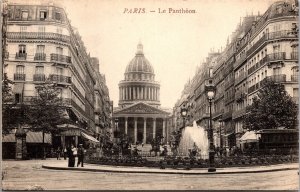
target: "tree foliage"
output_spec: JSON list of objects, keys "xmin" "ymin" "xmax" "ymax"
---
[
  {"xmin": 27, "ymin": 82, "xmax": 71, "ymax": 135},
  {"xmin": 244, "ymin": 79, "xmax": 298, "ymax": 130}
]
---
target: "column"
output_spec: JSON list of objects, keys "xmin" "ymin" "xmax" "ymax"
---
[
  {"xmin": 148, "ymin": 87, "xmax": 151, "ymax": 100},
  {"xmin": 152, "ymin": 118, "xmax": 156, "ymax": 139},
  {"xmin": 158, "ymin": 89, "xmax": 160, "ymax": 101},
  {"xmin": 129, "ymin": 87, "xmax": 131, "ymax": 100},
  {"xmin": 133, "ymin": 86, "xmax": 136, "ymax": 99},
  {"xmin": 75, "ymin": 136, "xmax": 78, "ymax": 147},
  {"xmin": 141, "ymin": 87, "xmax": 144, "ymax": 100},
  {"xmin": 125, "ymin": 117, "xmax": 128, "ymax": 135},
  {"xmin": 61, "ymin": 135, "xmax": 65, "ymax": 148},
  {"xmin": 154, "ymin": 87, "xmax": 157, "ymax": 101},
  {"xmin": 123, "ymin": 87, "xmax": 125, "ymax": 100},
  {"xmin": 162, "ymin": 119, "xmax": 166, "ymax": 142},
  {"xmin": 137, "ymin": 86, "xmax": 140, "ymax": 99},
  {"xmin": 125, "ymin": 87, "xmax": 128, "ymax": 100},
  {"xmin": 134, "ymin": 117, "xmax": 137, "ymax": 144},
  {"xmin": 143, "ymin": 117, "xmax": 147, "ymax": 143}
]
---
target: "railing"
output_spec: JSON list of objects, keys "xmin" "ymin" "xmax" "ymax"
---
[
  {"xmin": 33, "ymin": 74, "xmax": 45, "ymax": 82},
  {"xmin": 246, "ymin": 30, "xmax": 297, "ymax": 56},
  {"xmin": 248, "ymin": 82, "xmax": 260, "ymax": 94},
  {"xmin": 15, "ymin": 52, "xmax": 27, "ymax": 60},
  {"xmin": 234, "ymin": 72, "xmax": 247, "ymax": 85},
  {"xmin": 267, "ymin": 52, "xmax": 286, "ymax": 61},
  {"xmin": 212, "ymin": 109, "xmax": 224, "ymax": 119},
  {"xmin": 232, "ymin": 108, "xmax": 246, "ymax": 119},
  {"xmin": 14, "ymin": 73, "xmax": 25, "ymax": 81},
  {"xmin": 246, "ymin": 34, "xmax": 267, "ymax": 56},
  {"xmin": 34, "ymin": 53, "xmax": 46, "ymax": 61},
  {"xmin": 247, "ymin": 56, "xmax": 268, "ymax": 75},
  {"xmin": 49, "ymin": 74, "xmax": 71, "ymax": 84},
  {"xmin": 233, "ymin": 53, "xmax": 247, "ymax": 69},
  {"xmin": 50, "ymin": 53, "xmax": 72, "ymax": 64},
  {"xmin": 224, "ymin": 77, "xmax": 235, "ymax": 89},
  {"xmin": 71, "ymin": 84, "xmax": 85, "ymax": 101},
  {"xmin": 71, "ymin": 99, "xmax": 86, "ymax": 119},
  {"xmin": 7, "ymin": 32, "xmax": 70, "ymax": 43},
  {"xmin": 291, "ymin": 75, "xmax": 298, "ymax": 82},
  {"xmin": 265, "ymin": 74, "xmax": 286, "ymax": 83},
  {"xmin": 291, "ymin": 52, "xmax": 298, "ymax": 60},
  {"xmin": 222, "ymin": 110, "xmax": 233, "ymax": 120},
  {"xmin": 235, "ymin": 90, "xmax": 246, "ymax": 102}
]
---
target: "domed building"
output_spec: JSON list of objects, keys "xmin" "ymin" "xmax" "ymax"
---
[{"xmin": 113, "ymin": 43, "xmax": 170, "ymax": 145}]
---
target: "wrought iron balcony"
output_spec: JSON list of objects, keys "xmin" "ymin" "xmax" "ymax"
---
[
  {"xmin": 291, "ymin": 52, "xmax": 298, "ymax": 60},
  {"xmin": 7, "ymin": 32, "xmax": 70, "ymax": 43},
  {"xmin": 33, "ymin": 74, "xmax": 45, "ymax": 82},
  {"xmin": 267, "ymin": 30, "xmax": 297, "ymax": 40},
  {"xmin": 234, "ymin": 72, "xmax": 247, "ymax": 85},
  {"xmin": 232, "ymin": 107, "xmax": 246, "ymax": 119},
  {"xmin": 235, "ymin": 90, "xmax": 247, "ymax": 102},
  {"xmin": 50, "ymin": 53, "xmax": 72, "ymax": 64},
  {"xmin": 265, "ymin": 74, "xmax": 286, "ymax": 83},
  {"xmin": 49, "ymin": 74, "xmax": 71, "ymax": 84},
  {"xmin": 14, "ymin": 73, "xmax": 25, "ymax": 81},
  {"xmin": 34, "ymin": 53, "xmax": 46, "ymax": 61},
  {"xmin": 248, "ymin": 82, "xmax": 260, "ymax": 94},
  {"xmin": 291, "ymin": 75, "xmax": 299, "ymax": 82},
  {"xmin": 246, "ymin": 34, "xmax": 267, "ymax": 56},
  {"xmin": 267, "ymin": 52, "xmax": 286, "ymax": 62},
  {"xmin": 15, "ymin": 52, "xmax": 27, "ymax": 60}
]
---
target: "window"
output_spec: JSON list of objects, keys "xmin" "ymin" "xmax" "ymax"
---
[
  {"xmin": 292, "ymin": 67, "xmax": 299, "ymax": 76},
  {"xmin": 38, "ymin": 26, "xmax": 45, "ymax": 33},
  {"xmin": 35, "ymin": 66, "xmax": 44, "ymax": 74},
  {"xmin": 15, "ymin": 94, "xmax": 21, "ymax": 103},
  {"xmin": 56, "ymin": 47, "xmax": 63, "ymax": 55},
  {"xmin": 55, "ymin": 12, "xmax": 61, "ymax": 20},
  {"xmin": 21, "ymin": 11, "xmax": 28, "ymax": 20},
  {"xmin": 18, "ymin": 45, "xmax": 26, "ymax": 54},
  {"xmin": 273, "ymin": 67, "xmax": 281, "ymax": 75},
  {"xmin": 40, "ymin": 11, "xmax": 47, "ymax": 20},
  {"xmin": 293, "ymin": 88, "xmax": 298, "ymax": 98},
  {"xmin": 56, "ymin": 67, "xmax": 63, "ymax": 75},
  {"xmin": 16, "ymin": 65, "xmax": 24, "ymax": 74},
  {"xmin": 36, "ymin": 45, "xmax": 45, "ymax": 53}
]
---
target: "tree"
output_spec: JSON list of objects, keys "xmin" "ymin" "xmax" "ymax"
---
[
  {"xmin": 244, "ymin": 79, "xmax": 298, "ymax": 130},
  {"xmin": 27, "ymin": 82, "xmax": 71, "ymax": 159}
]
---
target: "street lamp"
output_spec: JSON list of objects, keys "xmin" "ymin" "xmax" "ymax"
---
[
  {"xmin": 205, "ymin": 82, "xmax": 216, "ymax": 172},
  {"xmin": 180, "ymin": 104, "xmax": 188, "ymax": 129},
  {"xmin": 219, "ymin": 120, "xmax": 223, "ymax": 149}
]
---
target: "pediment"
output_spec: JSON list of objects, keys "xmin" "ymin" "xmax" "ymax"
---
[{"xmin": 114, "ymin": 102, "xmax": 169, "ymax": 115}]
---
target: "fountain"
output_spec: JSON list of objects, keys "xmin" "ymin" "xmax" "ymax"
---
[{"xmin": 178, "ymin": 121, "xmax": 209, "ymax": 159}]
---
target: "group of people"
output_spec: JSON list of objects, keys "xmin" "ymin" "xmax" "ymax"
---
[{"xmin": 56, "ymin": 144, "xmax": 85, "ymax": 167}]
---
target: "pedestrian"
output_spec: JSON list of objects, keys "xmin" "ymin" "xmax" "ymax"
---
[
  {"xmin": 63, "ymin": 147, "xmax": 67, "ymax": 160},
  {"xmin": 56, "ymin": 147, "xmax": 61, "ymax": 160},
  {"xmin": 68, "ymin": 144, "xmax": 76, "ymax": 167},
  {"xmin": 77, "ymin": 144, "xmax": 85, "ymax": 167}
]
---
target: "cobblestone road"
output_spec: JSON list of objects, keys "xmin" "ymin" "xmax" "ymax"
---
[{"xmin": 2, "ymin": 159, "xmax": 299, "ymax": 190}]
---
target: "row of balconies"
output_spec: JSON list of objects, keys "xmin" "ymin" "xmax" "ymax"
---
[
  {"xmin": 234, "ymin": 71, "xmax": 247, "ymax": 85},
  {"xmin": 7, "ymin": 32, "xmax": 70, "ymax": 43},
  {"xmin": 246, "ymin": 30, "xmax": 297, "ymax": 56},
  {"xmin": 232, "ymin": 107, "xmax": 246, "ymax": 119},
  {"xmin": 15, "ymin": 52, "xmax": 72, "ymax": 63},
  {"xmin": 14, "ymin": 73, "xmax": 71, "ymax": 84}
]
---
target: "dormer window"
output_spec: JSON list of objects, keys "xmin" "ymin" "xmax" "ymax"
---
[
  {"xmin": 40, "ymin": 11, "xmax": 47, "ymax": 20},
  {"xmin": 21, "ymin": 11, "xmax": 28, "ymax": 20},
  {"xmin": 55, "ymin": 12, "xmax": 61, "ymax": 20}
]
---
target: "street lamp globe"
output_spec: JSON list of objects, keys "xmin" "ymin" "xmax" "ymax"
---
[
  {"xmin": 207, "ymin": 90, "xmax": 215, "ymax": 100},
  {"xmin": 181, "ymin": 107, "xmax": 187, "ymax": 117}
]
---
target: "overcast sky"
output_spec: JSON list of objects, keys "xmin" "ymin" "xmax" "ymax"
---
[{"xmin": 59, "ymin": 0, "xmax": 276, "ymax": 108}]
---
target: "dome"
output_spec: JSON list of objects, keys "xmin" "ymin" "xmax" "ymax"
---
[{"xmin": 125, "ymin": 43, "xmax": 154, "ymax": 74}]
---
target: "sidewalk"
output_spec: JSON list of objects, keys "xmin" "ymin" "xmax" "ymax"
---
[{"xmin": 42, "ymin": 160, "xmax": 299, "ymax": 175}]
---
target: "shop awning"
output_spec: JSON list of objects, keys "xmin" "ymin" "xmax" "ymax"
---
[
  {"xmin": 240, "ymin": 131, "xmax": 258, "ymax": 143},
  {"xmin": 13, "ymin": 83, "xmax": 24, "ymax": 94},
  {"xmin": 2, "ymin": 132, "xmax": 51, "ymax": 144},
  {"xmin": 81, "ymin": 132, "xmax": 99, "ymax": 143},
  {"xmin": 57, "ymin": 124, "xmax": 80, "ymax": 129}
]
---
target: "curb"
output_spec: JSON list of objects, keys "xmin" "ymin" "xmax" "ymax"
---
[{"xmin": 42, "ymin": 164, "xmax": 299, "ymax": 175}]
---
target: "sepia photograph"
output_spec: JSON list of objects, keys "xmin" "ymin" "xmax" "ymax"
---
[{"xmin": 1, "ymin": 0, "xmax": 299, "ymax": 190}]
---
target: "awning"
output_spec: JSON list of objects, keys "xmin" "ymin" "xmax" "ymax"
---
[
  {"xmin": 2, "ymin": 132, "xmax": 51, "ymax": 144},
  {"xmin": 81, "ymin": 132, "xmax": 99, "ymax": 143},
  {"xmin": 239, "ymin": 131, "xmax": 258, "ymax": 143},
  {"xmin": 27, "ymin": 132, "xmax": 52, "ymax": 144},
  {"xmin": 57, "ymin": 124, "xmax": 80, "ymax": 129},
  {"xmin": 13, "ymin": 83, "xmax": 24, "ymax": 94}
]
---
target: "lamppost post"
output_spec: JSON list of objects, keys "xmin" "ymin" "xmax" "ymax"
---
[{"xmin": 205, "ymin": 81, "xmax": 216, "ymax": 172}]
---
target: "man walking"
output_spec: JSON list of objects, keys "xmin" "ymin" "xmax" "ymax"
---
[{"xmin": 77, "ymin": 144, "xmax": 85, "ymax": 167}]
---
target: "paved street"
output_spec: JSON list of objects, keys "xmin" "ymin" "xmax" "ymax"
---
[{"xmin": 2, "ymin": 159, "xmax": 299, "ymax": 190}]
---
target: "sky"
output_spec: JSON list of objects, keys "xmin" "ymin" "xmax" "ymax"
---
[{"xmin": 58, "ymin": 0, "xmax": 277, "ymax": 108}]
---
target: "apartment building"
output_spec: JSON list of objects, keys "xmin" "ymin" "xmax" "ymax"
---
[
  {"xmin": 2, "ymin": 1, "xmax": 111, "ymax": 158},
  {"xmin": 173, "ymin": 0, "xmax": 298, "ymax": 150}
]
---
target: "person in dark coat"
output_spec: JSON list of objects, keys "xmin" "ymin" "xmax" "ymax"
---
[
  {"xmin": 68, "ymin": 144, "xmax": 75, "ymax": 167},
  {"xmin": 77, "ymin": 144, "xmax": 85, "ymax": 167}
]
